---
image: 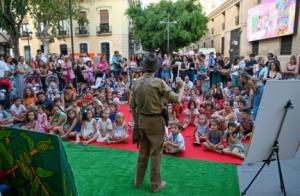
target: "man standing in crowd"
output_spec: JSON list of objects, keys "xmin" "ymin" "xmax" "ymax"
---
[
  {"xmin": 245, "ymin": 53, "xmax": 257, "ymax": 76},
  {"xmin": 111, "ymin": 50, "xmax": 123, "ymax": 78},
  {"xmin": 131, "ymin": 53, "xmax": 184, "ymax": 192}
]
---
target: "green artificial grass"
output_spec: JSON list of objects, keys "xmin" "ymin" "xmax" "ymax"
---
[{"xmin": 63, "ymin": 142, "xmax": 240, "ymax": 196}]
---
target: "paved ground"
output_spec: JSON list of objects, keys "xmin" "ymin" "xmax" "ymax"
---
[{"xmin": 238, "ymin": 150, "xmax": 300, "ymax": 196}]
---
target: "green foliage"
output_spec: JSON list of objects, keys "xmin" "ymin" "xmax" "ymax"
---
[
  {"xmin": 127, "ymin": 0, "xmax": 208, "ymax": 53},
  {"xmin": 29, "ymin": 0, "xmax": 83, "ymax": 38},
  {"xmin": 0, "ymin": 0, "xmax": 29, "ymax": 34},
  {"xmin": 36, "ymin": 167, "xmax": 55, "ymax": 178}
]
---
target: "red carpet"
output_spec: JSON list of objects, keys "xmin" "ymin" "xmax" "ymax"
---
[{"xmin": 88, "ymin": 104, "xmax": 243, "ymax": 165}]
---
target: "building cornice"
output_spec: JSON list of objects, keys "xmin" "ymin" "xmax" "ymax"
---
[{"xmin": 208, "ymin": 0, "xmax": 240, "ymax": 19}]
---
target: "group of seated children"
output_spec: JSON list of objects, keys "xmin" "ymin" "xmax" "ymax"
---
[{"xmin": 162, "ymin": 82, "xmax": 254, "ymax": 160}]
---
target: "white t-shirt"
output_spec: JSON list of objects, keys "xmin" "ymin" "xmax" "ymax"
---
[
  {"xmin": 167, "ymin": 133, "xmax": 185, "ymax": 150},
  {"xmin": 10, "ymin": 104, "xmax": 26, "ymax": 116},
  {"xmin": 0, "ymin": 60, "xmax": 9, "ymax": 77}
]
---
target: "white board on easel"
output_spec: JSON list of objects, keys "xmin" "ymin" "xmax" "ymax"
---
[{"xmin": 245, "ymin": 80, "xmax": 300, "ymax": 164}]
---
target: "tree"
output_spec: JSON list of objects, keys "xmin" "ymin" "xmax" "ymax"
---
[
  {"xmin": 0, "ymin": 0, "xmax": 30, "ymax": 57},
  {"xmin": 29, "ymin": 0, "xmax": 83, "ymax": 55},
  {"xmin": 127, "ymin": 0, "xmax": 208, "ymax": 54}
]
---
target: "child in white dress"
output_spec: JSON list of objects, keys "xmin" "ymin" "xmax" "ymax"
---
[
  {"xmin": 107, "ymin": 113, "xmax": 129, "ymax": 144},
  {"xmin": 97, "ymin": 110, "xmax": 113, "ymax": 142},
  {"xmin": 74, "ymin": 109, "xmax": 98, "ymax": 145}
]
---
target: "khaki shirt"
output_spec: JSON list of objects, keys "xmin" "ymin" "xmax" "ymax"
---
[{"xmin": 130, "ymin": 73, "xmax": 178, "ymax": 123}]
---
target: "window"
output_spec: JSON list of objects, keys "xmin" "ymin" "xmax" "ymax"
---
[
  {"xmin": 221, "ymin": 37, "xmax": 225, "ymax": 55},
  {"xmin": 60, "ymin": 44, "xmax": 68, "ymax": 55},
  {"xmin": 203, "ymin": 42, "xmax": 206, "ymax": 48},
  {"xmin": 79, "ymin": 43, "xmax": 88, "ymax": 54},
  {"xmin": 100, "ymin": 10, "xmax": 109, "ymax": 25},
  {"xmin": 24, "ymin": 46, "xmax": 31, "ymax": 63},
  {"xmin": 78, "ymin": 11, "xmax": 87, "ymax": 26},
  {"xmin": 101, "ymin": 42, "xmax": 110, "ymax": 61},
  {"xmin": 99, "ymin": 10, "xmax": 110, "ymax": 33},
  {"xmin": 252, "ymin": 41, "xmax": 259, "ymax": 55},
  {"xmin": 59, "ymin": 20, "xmax": 67, "ymax": 30},
  {"xmin": 211, "ymin": 40, "xmax": 214, "ymax": 48},
  {"xmin": 280, "ymin": 35, "xmax": 293, "ymax": 55},
  {"xmin": 21, "ymin": 23, "xmax": 30, "ymax": 36}
]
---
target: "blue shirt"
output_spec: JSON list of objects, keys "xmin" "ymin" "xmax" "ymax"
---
[
  {"xmin": 112, "ymin": 55, "xmax": 123, "ymax": 71},
  {"xmin": 246, "ymin": 60, "xmax": 257, "ymax": 75}
]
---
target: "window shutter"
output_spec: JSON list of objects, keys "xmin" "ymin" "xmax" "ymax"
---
[{"xmin": 100, "ymin": 10, "xmax": 109, "ymax": 24}]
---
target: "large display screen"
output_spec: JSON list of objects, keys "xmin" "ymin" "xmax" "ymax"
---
[{"xmin": 247, "ymin": 0, "xmax": 297, "ymax": 42}]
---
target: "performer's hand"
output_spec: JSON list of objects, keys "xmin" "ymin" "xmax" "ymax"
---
[{"xmin": 176, "ymin": 77, "xmax": 184, "ymax": 89}]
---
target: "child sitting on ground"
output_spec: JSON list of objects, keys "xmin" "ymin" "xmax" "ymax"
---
[
  {"xmin": 0, "ymin": 104, "xmax": 14, "ymax": 126},
  {"xmin": 21, "ymin": 110, "xmax": 38, "ymax": 131},
  {"xmin": 10, "ymin": 97, "xmax": 27, "ymax": 123},
  {"xmin": 36, "ymin": 105, "xmax": 48, "ymax": 133},
  {"xmin": 107, "ymin": 112, "xmax": 129, "ymax": 144},
  {"xmin": 163, "ymin": 121, "xmax": 185, "ymax": 154},
  {"xmin": 182, "ymin": 100, "xmax": 200, "ymax": 129},
  {"xmin": 74, "ymin": 109, "xmax": 98, "ymax": 145},
  {"xmin": 223, "ymin": 121, "xmax": 245, "ymax": 160},
  {"xmin": 193, "ymin": 114, "xmax": 209, "ymax": 146},
  {"xmin": 47, "ymin": 106, "xmax": 67, "ymax": 134},
  {"xmin": 200, "ymin": 102, "xmax": 215, "ymax": 120},
  {"xmin": 239, "ymin": 108, "xmax": 254, "ymax": 139},
  {"xmin": 202, "ymin": 119, "xmax": 224, "ymax": 153},
  {"xmin": 97, "ymin": 109, "xmax": 113, "ymax": 142},
  {"xmin": 61, "ymin": 109, "xmax": 81, "ymax": 140}
]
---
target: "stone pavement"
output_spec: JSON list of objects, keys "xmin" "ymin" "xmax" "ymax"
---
[{"xmin": 238, "ymin": 150, "xmax": 300, "ymax": 196}]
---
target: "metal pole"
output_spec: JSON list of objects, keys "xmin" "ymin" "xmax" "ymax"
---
[
  {"xmin": 68, "ymin": 0, "xmax": 75, "ymax": 67},
  {"xmin": 167, "ymin": 15, "xmax": 170, "ymax": 55},
  {"xmin": 27, "ymin": 35, "xmax": 31, "ymax": 65},
  {"xmin": 68, "ymin": 0, "xmax": 77, "ymax": 88}
]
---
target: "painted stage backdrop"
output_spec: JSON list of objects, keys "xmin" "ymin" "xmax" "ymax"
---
[{"xmin": 0, "ymin": 127, "xmax": 77, "ymax": 196}]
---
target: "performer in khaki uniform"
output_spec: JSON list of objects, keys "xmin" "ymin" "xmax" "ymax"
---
[{"xmin": 131, "ymin": 53, "xmax": 184, "ymax": 192}]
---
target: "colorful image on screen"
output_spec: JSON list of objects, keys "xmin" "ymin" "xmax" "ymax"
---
[{"xmin": 247, "ymin": 0, "xmax": 296, "ymax": 41}]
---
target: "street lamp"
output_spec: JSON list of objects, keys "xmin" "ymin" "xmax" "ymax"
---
[
  {"xmin": 25, "ymin": 26, "xmax": 33, "ymax": 65},
  {"xmin": 160, "ymin": 15, "xmax": 177, "ymax": 55}
]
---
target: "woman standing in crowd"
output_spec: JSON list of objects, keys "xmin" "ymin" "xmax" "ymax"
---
[
  {"xmin": 15, "ymin": 56, "xmax": 32, "ymax": 98},
  {"xmin": 283, "ymin": 55, "xmax": 299, "ymax": 80}
]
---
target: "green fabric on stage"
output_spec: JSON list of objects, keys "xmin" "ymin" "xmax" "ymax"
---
[
  {"xmin": 0, "ymin": 127, "xmax": 77, "ymax": 196},
  {"xmin": 64, "ymin": 142, "xmax": 240, "ymax": 196}
]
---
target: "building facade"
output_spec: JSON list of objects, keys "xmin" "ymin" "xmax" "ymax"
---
[
  {"xmin": 191, "ymin": 0, "xmax": 300, "ymax": 63},
  {"xmin": 19, "ymin": 0, "xmax": 133, "ymax": 62}
]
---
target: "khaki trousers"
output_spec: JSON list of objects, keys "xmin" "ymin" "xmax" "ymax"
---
[{"xmin": 135, "ymin": 115, "xmax": 165, "ymax": 191}]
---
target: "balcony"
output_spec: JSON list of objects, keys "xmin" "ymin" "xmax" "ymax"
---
[
  {"xmin": 235, "ymin": 16, "xmax": 239, "ymax": 26},
  {"xmin": 20, "ymin": 31, "xmax": 32, "ymax": 40},
  {"xmin": 75, "ymin": 25, "xmax": 89, "ymax": 36},
  {"xmin": 97, "ymin": 24, "xmax": 112, "ymax": 35},
  {"xmin": 57, "ymin": 28, "xmax": 69, "ymax": 38},
  {"xmin": 222, "ymin": 23, "xmax": 225, "ymax": 31}
]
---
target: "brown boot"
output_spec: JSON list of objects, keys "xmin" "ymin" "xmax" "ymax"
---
[{"xmin": 150, "ymin": 181, "xmax": 167, "ymax": 193}]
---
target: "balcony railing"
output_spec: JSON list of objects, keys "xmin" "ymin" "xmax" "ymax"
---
[
  {"xmin": 97, "ymin": 24, "xmax": 112, "ymax": 35},
  {"xmin": 57, "ymin": 29, "xmax": 69, "ymax": 37},
  {"xmin": 235, "ymin": 16, "xmax": 239, "ymax": 26},
  {"xmin": 20, "ymin": 31, "xmax": 32, "ymax": 37},
  {"xmin": 75, "ymin": 25, "xmax": 89, "ymax": 36}
]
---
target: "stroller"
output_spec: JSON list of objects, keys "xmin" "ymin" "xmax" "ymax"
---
[
  {"xmin": 0, "ymin": 78, "xmax": 12, "ymax": 108},
  {"xmin": 45, "ymin": 75, "xmax": 61, "ymax": 101},
  {"xmin": 24, "ymin": 74, "xmax": 43, "ymax": 94}
]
